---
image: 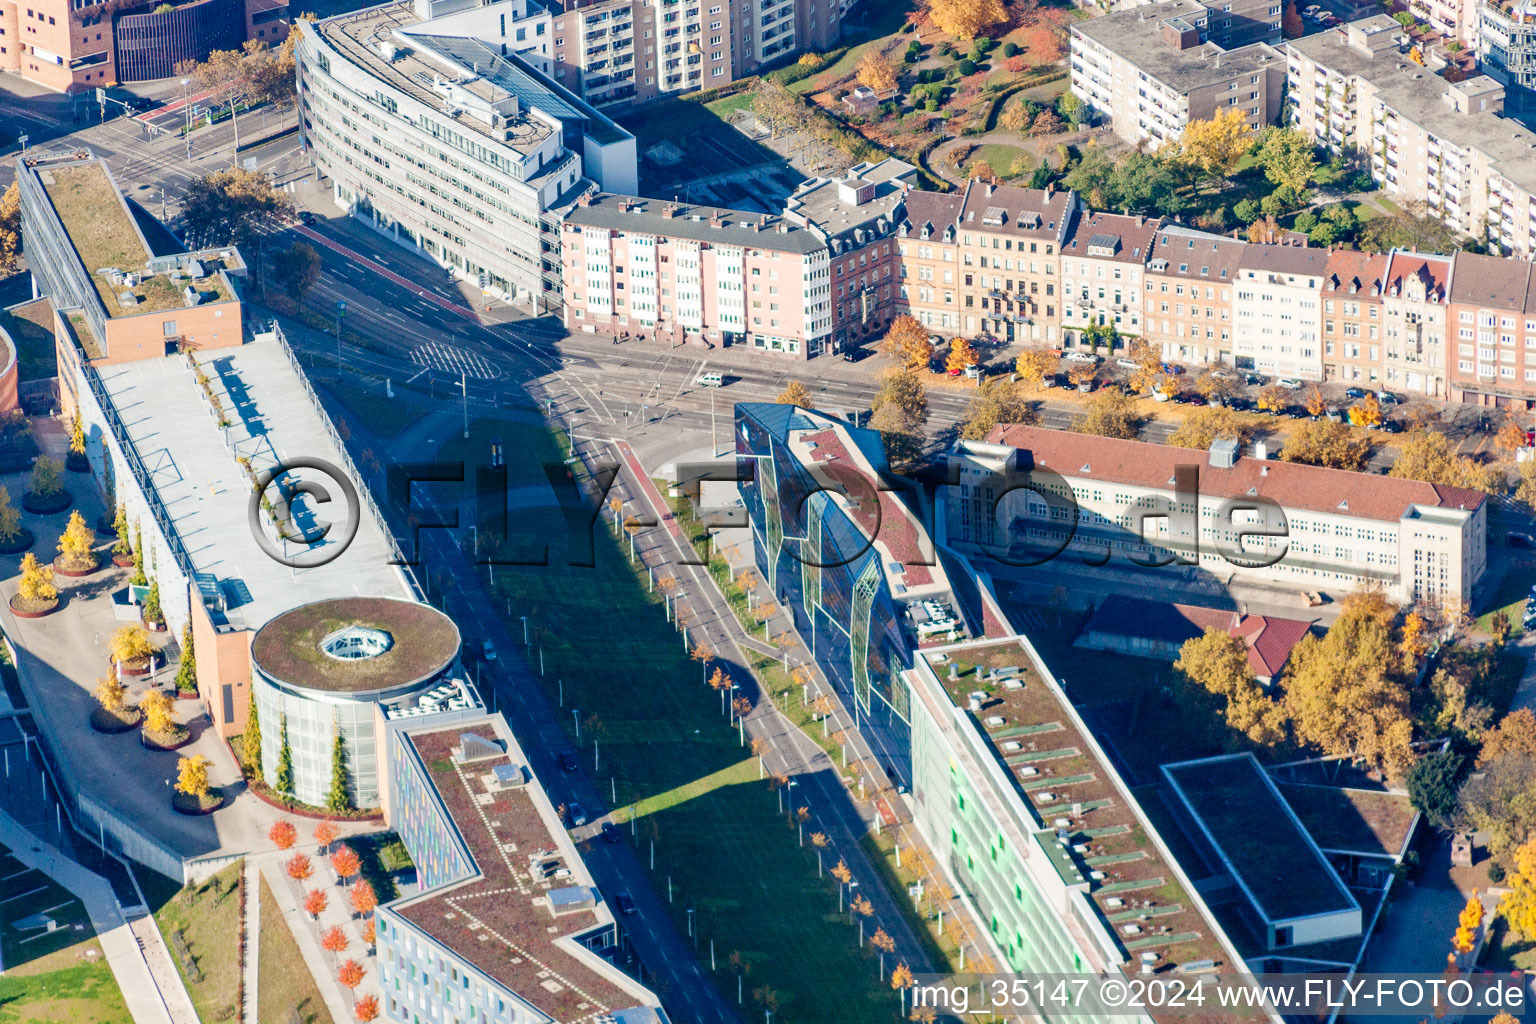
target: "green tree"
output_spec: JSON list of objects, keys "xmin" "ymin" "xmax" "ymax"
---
[
  {"xmin": 243, "ymin": 691, "xmax": 263, "ymax": 776},
  {"xmin": 174, "ymin": 621, "xmax": 197, "ymax": 693},
  {"xmin": 0, "ymin": 487, "xmax": 22, "ymax": 546},
  {"xmin": 1256, "ymin": 126, "xmax": 1319, "ymax": 199},
  {"xmin": 275, "ymin": 712, "xmax": 295, "ymax": 799},
  {"xmin": 271, "ymin": 241, "xmax": 321, "ymax": 302},
  {"xmin": 959, "ymin": 379, "xmax": 1039, "ymax": 440},
  {"xmin": 112, "ymin": 503, "xmax": 130, "ymax": 558},
  {"xmin": 1070, "ymin": 389, "xmax": 1141, "ymax": 439},
  {"xmin": 1406, "ymin": 748, "xmax": 1465, "ymax": 831},
  {"xmin": 326, "ymin": 724, "xmax": 351, "ymax": 813},
  {"xmin": 29, "ymin": 456, "xmax": 62, "ymax": 500},
  {"xmin": 181, "ymin": 168, "xmax": 294, "ymax": 249},
  {"xmin": 130, "ymin": 521, "xmax": 147, "ymax": 587},
  {"xmin": 1457, "ymin": 749, "xmax": 1536, "ymax": 857}
]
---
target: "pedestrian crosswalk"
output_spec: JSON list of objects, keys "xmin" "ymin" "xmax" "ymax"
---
[{"xmin": 410, "ymin": 340, "xmax": 502, "ymax": 380}]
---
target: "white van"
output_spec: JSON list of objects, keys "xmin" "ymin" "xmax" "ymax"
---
[{"xmin": 694, "ymin": 372, "xmax": 725, "ymax": 388}]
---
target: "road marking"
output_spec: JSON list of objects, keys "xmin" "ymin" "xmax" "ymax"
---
[
  {"xmin": 293, "ymin": 225, "xmax": 480, "ymax": 321},
  {"xmin": 410, "ymin": 340, "xmax": 503, "ymax": 380}
]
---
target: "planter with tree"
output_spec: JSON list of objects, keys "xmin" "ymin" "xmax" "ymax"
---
[
  {"xmin": 9, "ymin": 552, "xmax": 58, "ymax": 618},
  {"xmin": 111, "ymin": 504, "xmax": 133, "ymax": 567},
  {"xmin": 141, "ymin": 559, "xmax": 166, "ymax": 631},
  {"xmin": 53, "ymin": 511, "xmax": 99, "ymax": 577},
  {"xmin": 140, "ymin": 690, "xmax": 189, "ymax": 750},
  {"xmin": 89, "ymin": 665, "xmax": 141, "ymax": 733},
  {"xmin": 129, "ymin": 521, "xmax": 147, "ymax": 588},
  {"xmin": 65, "ymin": 412, "xmax": 89, "ymax": 473},
  {"xmin": 172, "ymin": 754, "xmax": 223, "ymax": 814},
  {"xmin": 173, "ymin": 622, "xmax": 198, "ymax": 698},
  {"xmin": 0, "ymin": 487, "xmax": 32, "ymax": 555},
  {"xmin": 22, "ymin": 456, "xmax": 70, "ymax": 515},
  {"xmin": 110, "ymin": 623, "xmax": 159, "ymax": 677}
]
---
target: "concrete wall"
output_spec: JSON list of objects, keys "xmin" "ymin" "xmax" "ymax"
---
[{"xmin": 98, "ymin": 295, "xmax": 243, "ymax": 366}]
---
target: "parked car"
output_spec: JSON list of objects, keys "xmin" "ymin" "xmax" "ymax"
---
[
  {"xmin": 1160, "ymin": 362, "xmax": 1186, "ymax": 375},
  {"xmin": 567, "ymin": 801, "xmax": 588, "ymax": 827},
  {"xmin": 559, "ymin": 751, "xmax": 579, "ymax": 773},
  {"xmin": 1210, "ymin": 370, "xmax": 1237, "ymax": 381},
  {"xmin": 1303, "ymin": 4, "xmax": 1321, "ymax": 15},
  {"xmin": 1185, "ymin": 394, "xmax": 1208, "ymax": 406},
  {"xmin": 947, "ymin": 365, "xmax": 963, "ymax": 377},
  {"xmin": 1065, "ymin": 351, "xmax": 1099, "ymax": 363},
  {"xmin": 1287, "ymin": 406, "xmax": 1311, "ymax": 419},
  {"xmin": 615, "ymin": 892, "xmax": 637, "ymax": 916},
  {"xmin": 1377, "ymin": 390, "xmax": 1400, "ymax": 404},
  {"xmin": 1278, "ymin": 378, "xmax": 1303, "ymax": 389},
  {"xmin": 1115, "ymin": 358, "xmax": 1140, "ymax": 369},
  {"xmin": 602, "ymin": 822, "xmax": 621, "ymax": 844},
  {"xmin": 482, "ymin": 639, "xmax": 497, "ymax": 662},
  {"xmin": 842, "ymin": 347, "xmax": 871, "ymax": 363},
  {"xmin": 1245, "ymin": 373, "xmax": 1265, "ymax": 386},
  {"xmin": 1508, "ymin": 532, "xmax": 1536, "ymax": 549},
  {"xmin": 1345, "ymin": 387, "xmax": 1369, "ymax": 399},
  {"xmin": 1380, "ymin": 418, "xmax": 1404, "ymax": 433},
  {"xmin": 1153, "ymin": 390, "xmax": 1172, "ymax": 403},
  {"xmin": 299, "ymin": 210, "xmax": 317, "ymax": 226},
  {"xmin": 964, "ymin": 364, "xmax": 982, "ymax": 379}
]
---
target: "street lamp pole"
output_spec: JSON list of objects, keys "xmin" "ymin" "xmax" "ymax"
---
[{"xmin": 181, "ymin": 79, "xmax": 192, "ymax": 162}]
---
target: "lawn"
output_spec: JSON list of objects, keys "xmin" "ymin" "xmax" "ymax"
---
[
  {"xmin": 0, "ymin": 300, "xmax": 58, "ymax": 381},
  {"xmin": 966, "ymin": 143, "xmax": 1033, "ymax": 176},
  {"xmin": 321, "ymin": 380, "xmax": 420, "ymax": 438},
  {"xmin": 1474, "ymin": 565, "xmax": 1529, "ymax": 637},
  {"xmin": 0, "ymin": 850, "xmax": 130, "ymax": 1024},
  {"xmin": 258, "ymin": 875, "xmax": 335, "ymax": 1024},
  {"xmin": 351, "ymin": 831, "xmax": 413, "ymax": 902},
  {"xmin": 475, "ymin": 415, "xmax": 900, "ymax": 1023},
  {"xmin": 152, "ymin": 861, "xmax": 244, "ymax": 1024}
]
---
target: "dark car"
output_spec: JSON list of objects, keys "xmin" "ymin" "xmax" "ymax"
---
[
  {"xmin": 1287, "ymin": 406, "xmax": 1311, "ymax": 419},
  {"xmin": 1227, "ymin": 397, "xmax": 1253, "ymax": 411},
  {"xmin": 1345, "ymin": 387, "xmax": 1368, "ymax": 399},
  {"xmin": 1186, "ymin": 395, "xmax": 1208, "ymax": 406},
  {"xmin": 615, "ymin": 892, "xmax": 637, "ymax": 916},
  {"xmin": 602, "ymin": 822, "xmax": 621, "ymax": 844},
  {"xmin": 1509, "ymin": 532, "xmax": 1536, "ymax": 550},
  {"xmin": 1380, "ymin": 419, "xmax": 1404, "ymax": 433},
  {"xmin": 559, "ymin": 751, "xmax": 579, "ymax": 773},
  {"xmin": 1245, "ymin": 374, "xmax": 1265, "ymax": 386},
  {"xmin": 567, "ymin": 801, "xmax": 587, "ymax": 827},
  {"xmin": 842, "ymin": 347, "xmax": 871, "ymax": 363},
  {"xmin": 299, "ymin": 210, "xmax": 317, "ymax": 226}
]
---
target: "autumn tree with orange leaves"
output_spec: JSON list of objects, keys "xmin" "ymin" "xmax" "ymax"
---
[
  {"xmin": 286, "ymin": 852, "xmax": 313, "ymax": 882},
  {"xmin": 331, "ymin": 844, "xmax": 361, "ymax": 883},
  {"xmin": 321, "ymin": 925, "xmax": 349, "ymax": 955},
  {"xmin": 338, "ymin": 959, "xmax": 366, "ymax": 990},
  {"xmin": 268, "ymin": 820, "xmax": 297, "ymax": 850},
  {"xmin": 313, "ymin": 821, "xmax": 339, "ymax": 852},
  {"xmin": 351, "ymin": 879, "xmax": 378, "ymax": 917},
  {"xmin": 303, "ymin": 888, "xmax": 329, "ymax": 919},
  {"xmin": 354, "ymin": 995, "xmax": 380, "ymax": 1023}
]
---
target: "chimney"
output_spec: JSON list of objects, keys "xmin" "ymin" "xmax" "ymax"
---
[
  {"xmin": 578, "ymin": 193, "xmax": 593, "ymax": 207},
  {"xmin": 1045, "ymin": 182, "xmax": 1054, "ymax": 197},
  {"xmin": 662, "ymin": 205, "xmax": 678, "ymax": 219}
]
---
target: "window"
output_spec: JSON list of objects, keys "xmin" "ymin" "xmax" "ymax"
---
[{"xmin": 162, "ymin": 320, "xmax": 177, "ymax": 336}]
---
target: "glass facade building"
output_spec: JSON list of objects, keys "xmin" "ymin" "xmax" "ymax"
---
[{"xmin": 114, "ymin": 0, "xmax": 246, "ymax": 82}]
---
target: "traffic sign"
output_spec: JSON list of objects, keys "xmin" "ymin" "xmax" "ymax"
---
[{"xmin": 337, "ymin": 300, "xmax": 347, "ymax": 313}]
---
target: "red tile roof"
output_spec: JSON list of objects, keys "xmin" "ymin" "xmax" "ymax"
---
[
  {"xmin": 1383, "ymin": 252, "xmax": 1451, "ymax": 304},
  {"xmin": 1083, "ymin": 595, "xmax": 1312, "ymax": 679},
  {"xmin": 1322, "ymin": 249, "xmax": 1387, "ymax": 297},
  {"xmin": 983, "ymin": 424, "xmax": 1485, "ymax": 522}
]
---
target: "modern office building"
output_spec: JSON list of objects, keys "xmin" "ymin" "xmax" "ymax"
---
[
  {"xmin": 1447, "ymin": 250, "xmax": 1536, "ymax": 408},
  {"xmin": 735, "ymin": 403, "xmax": 979, "ymax": 788},
  {"xmin": 0, "ymin": 0, "xmax": 286, "ymax": 92},
  {"xmin": 250, "ymin": 597, "xmax": 468, "ymax": 808},
  {"xmin": 296, "ymin": 0, "xmax": 638, "ymax": 311},
  {"xmin": 1287, "ymin": 17, "xmax": 1536, "ymax": 257},
  {"xmin": 1070, "ymin": 0, "xmax": 1285, "ymax": 148},
  {"xmin": 947, "ymin": 427, "xmax": 1488, "ymax": 612},
  {"xmin": 378, "ymin": 711, "xmax": 668, "ymax": 1024}
]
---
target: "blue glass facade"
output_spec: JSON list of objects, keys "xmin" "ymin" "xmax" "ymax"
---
[
  {"xmin": 386, "ymin": 732, "xmax": 472, "ymax": 892},
  {"xmin": 735, "ymin": 404, "xmax": 921, "ymax": 788}
]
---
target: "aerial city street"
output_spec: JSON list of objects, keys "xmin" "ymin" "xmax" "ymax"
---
[{"xmin": 2, "ymin": 0, "xmax": 1536, "ymax": 1020}]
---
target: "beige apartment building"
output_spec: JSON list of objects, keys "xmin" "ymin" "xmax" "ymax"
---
[
  {"xmin": 953, "ymin": 181, "xmax": 1081, "ymax": 345},
  {"xmin": 1142, "ymin": 224, "xmax": 1243, "ymax": 365},
  {"xmin": 1448, "ymin": 251, "xmax": 1536, "ymax": 408},
  {"xmin": 1233, "ymin": 243, "xmax": 1329, "ymax": 380},
  {"xmin": 1381, "ymin": 251, "xmax": 1453, "ymax": 397},
  {"xmin": 895, "ymin": 191, "xmax": 965, "ymax": 334},
  {"xmin": 1059, "ymin": 212, "xmax": 1158, "ymax": 351},
  {"xmin": 1287, "ymin": 16, "xmax": 1536, "ymax": 257},
  {"xmin": 1321, "ymin": 249, "xmax": 1388, "ymax": 385},
  {"xmin": 1070, "ymin": 0, "xmax": 1285, "ymax": 147},
  {"xmin": 950, "ymin": 427, "xmax": 1487, "ymax": 613}
]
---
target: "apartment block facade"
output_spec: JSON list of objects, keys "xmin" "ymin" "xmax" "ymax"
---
[
  {"xmin": 1447, "ymin": 251, "xmax": 1536, "ymax": 406},
  {"xmin": 296, "ymin": 0, "xmax": 637, "ymax": 313},
  {"xmin": 1059, "ymin": 211, "xmax": 1158, "ymax": 347},
  {"xmin": 1233, "ymin": 243, "xmax": 1328, "ymax": 380},
  {"xmin": 1287, "ymin": 16, "xmax": 1536, "ymax": 258},
  {"xmin": 1143, "ymin": 225, "xmax": 1243, "ymax": 365},
  {"xmin": 1070, "ymin": 0, "xmax": 1285, "ymax": 148},
  {"xmin": 1321, "ymin": 249, "xmax": 1388, "ymax": 385}
]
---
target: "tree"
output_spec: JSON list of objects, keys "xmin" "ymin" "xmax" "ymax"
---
[
  {"xmin": 1175, "ymin": 628, "xmax": 1287, "ymax": 748},
  {"xmin": 1453, "ymin": 892, "xmax": 1483, "ymax": 952},
  {"xmin": 244, "ymin": 692, "xmax": 263, "ymax": 778},
  {"xmin": 0, "ymin": 182, "xmax": 20, "ymax": 277},
  {"xmin": 350, "ymin": 879, "xmax": 377, "ymax": 917},
  {"xmin": 268, "ymin": 821, "xmax": 297, "ymax": 850},
  {"xmin": 1400, "ymin": 610, "xmax": 1429, "ymax": 668},
  {"xmin": 1167, "ymin": 406, "xmax": 1250, "ymax": 450},
  {"xmin": 1283, "ymin": 592, "xmax": 1415, "ymax": 774},
  {"xmin": 271, "ymin": 242, "xmax": 321, "ymax": 302},
  {"xmin": 929, "ymin": 0, "xmax": 1006, "ymax": 39},
  {"xmin": 1014, "ymin": 349, "xmax": 1057, "ymax": 391},
  {"xmin": 331, "ymin": 845, "xmax": 361, "ymax": 883},
  {"xmin": 110, "ymin": 624, "xmax": 155, "ymax": 667},
  {"xmin": 17, "ymin": 553, "xmax": 56, "ymax": 605},
  {"xmin": 354, "ymin": 994, "xmax": 381, "ymax": 1023},
  {"xmin": 1026, "ymin": 26, "xmax": 1062, "ymax": 63},
  {"xmin": 141, "ymin": 691, "xmax": 176, "ymax": 737},
  {"xmin": 174, "ymin": 622, "xmax": 197, "ymax": 693},
  {"xmin": 1257, "ymin": 384, "xmax": 1290, "ymax": 413},
  {"xmin": 881, "ymin": 315, "xmax": 934, "ymax": 371},
  {"xmin": 1194, "ymin": 369, "xmax": 1241, "ymax": 404},
  {"xmin": 68, "ymin": 412, "xmax": 85, "ymax": 457},
  {"xmin": 1458, "ymin": 748, "xmax": 1536, "ymax": 857},
  {"xmin": 967, "ymin": 159, "xmax": 996, "ymax": 181},
  {"xmin": 1256, "ymin": 126, "xmax": 1319, "ymax": 199},
  {"xmin": 959, "ymin": 379, "xmax": 1038, "ymax": 440},
  {"xmin": 1499, "ymin": 837, "xmax": 1536, "ymax": 938},
  {"xmin": 94, "ymin": 666, "xmax": 127, "ymax": 714},
  {"xmin": 856, "ymin": 50, "xmax": 898, "ymax": 92},
  {"xmin": 1390, "ymin": 429, "xmax": 1506, "ymax": 493},
  {"xmin": 177, "ymin": 47, "xmax": 254, "ymax": 147},
  {"xmin": 945, "ymin": 337, "xmax": 980, "ymax": 375},
  {"xmin": 1303, "ymin": 384, "xmax": 1327, "ymax": 419},
  {"xmin": 1406, "ymin": 749, "xmax": 1465, "ymax": 831},
  {"xmin": 777, "ymin": 380, "xmax": 812, "ymax": 406},
  {"xmin": 0, "ymin": 488, "xmax": 23, "ymax": 546},
  {"xmin": 275, "ymin": 712, "xmax": 295, "ymax": 799},
  {"xmin": 1360, "ymin": 200, "xmax": 1461, "ymax": 254},
  {"xmin": 1495, "ymin": 418, "xmax": 1529, "ymax": 453},
  {"xmin": 175, "ymin": 755, "xmax": 212, "ymax": 798},
  {"xmin": 1179, "ymin": 109, "xmax": 1253, "ymax": 183},
  {"xmin": 1280, "ymin": 419, "xmax": 1371, "ymax": 470},
  {"xmin": 869, "ymin": 368, "xmax": 930, "ymax": 469},
  {"xmin": 304, "ymin": 888, "xmax": 329, "ymax": 920},
  {"xmin": 1282, "ymin": 0, "xmax": 1305, "ymax": 36},
  {"xmin": 361, "ymin": 918, "xmax": 377, "ymax": 952},
  {"xmin": 1349, "ymin": 393, "xmax": 1382, "ymax": 428},
  {"xmin": 56, "ymin": 510, "xmax": 97, "ymax": 571},
  {"xmin": 245, "ymin": 35, "xmax": 299, "ymax": 105},
  {"xmin": 287, "ymin": 852, "xmax": 314, "ymax": 882},
  {"xmin": 321, "ymin": 925, "xmax": 349, "ymax": 955},
  {"xmin": 1484, "ymin": 710, "xmax": 1536, "ymax": 767},
  {"xmin": 999, "ymin": 99, "xmax": 1033, "ymax": 133},
  {"xmin": 1071, "ymin": 389, "xmax": 1141, "ymax": 440},
  {"xmin": 29, "ymin": 456, "xmax": 62, "ymax": 500},
  {"xmin": 180, "ymin": 169, "xmax": 294, "ymax": 249},
  {"xmin": 327, "ymin": 726, "xmax": 351, "ymax": 813},
  {"xmin": 337, "ymin": 960, "xmax": 365, "ymax": 991},
  {"xmin": 130, "ymin": 521, "xmax": 146, "ymax": 587},
  {"xmin": 751, "ymin": 78, "xmax": 810, "ymax": 138}
]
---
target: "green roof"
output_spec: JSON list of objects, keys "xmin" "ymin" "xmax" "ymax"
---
[{"xmin": 251, "ymin": 597, "xmax": 460, "ymax": 693}]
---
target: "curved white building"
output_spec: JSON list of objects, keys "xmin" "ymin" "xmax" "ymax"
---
[{"xmin": 251, "ymin": 596, "xmax": 464, "ymax": 808}]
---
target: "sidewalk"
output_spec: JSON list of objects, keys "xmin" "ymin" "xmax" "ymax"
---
[
  {"xmin": 0, "ymin": 805, "xmax": 195, "ymax": 1024},
  {"xmin": 256, "ymin": 849, "xmax": 376, "ymax": 1024}
]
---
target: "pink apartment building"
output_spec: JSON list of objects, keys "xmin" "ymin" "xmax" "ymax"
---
[{"xmin": 560, "ymin": 158, "xmax": 917, "ymax": 358}]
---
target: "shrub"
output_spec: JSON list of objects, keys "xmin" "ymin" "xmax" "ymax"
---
[
  {"xmin": 925, "ymin": 98, "xmax": 940, "ymax": 111},
  {"xmin": 1490, "ymin": 861, "xmax": 1507, "ymax": 883},
  {"xmin": 974, "ymin": 36, "xmax": 995, "ymax": 53},
  {"xmin": 958, "ymin": 58, "xmax": 977, "ymax": 75},
  {"xmin": 29, "ymin": 456, "xmax": 63, "ymax": 499},
  {"xmin": 1002, "ymin": 41, "xmax": 1019, "ymax": 57}
]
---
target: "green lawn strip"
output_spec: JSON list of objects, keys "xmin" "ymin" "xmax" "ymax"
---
[
  {"xmin": 350, "ymin": 832, "xmax": 411, "ymax": 902},
  {"xmin": 966, "ymin": 143, "xmax": 1032, "ymax": 177},
  {"xmin": 704, "ymin": 91, "xmax": 754, "ymax": 118},
  {"xmin": 478, "ymin": 421, "xmax": 897, "ymax": 1022},
  {"xmin": 320, "ymin": 380, "xmax": 420, "ymax": 438},
  {"xmin": 1474, "ymin": 568, "xmax": 1529, "ymax": 637},
  {"xmin": 0, "ymin": 958, "xmax": 131, "ymax": 1024},
  {"xmin": 257, "ymin": 875, "xmax": 336, "ymax": 1024},
  {"xmin": 858, "ymin": 830, "xmax": 965, "ymax": 973},
  {"xmin": 152, "ymin": 861, "xmax": 244, "ymax": 1024}
]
